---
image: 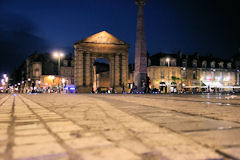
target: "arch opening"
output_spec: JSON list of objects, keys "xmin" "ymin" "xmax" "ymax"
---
[{"xmin": 93, "ymin": 58, "xmax": 110, "ymax": 93}]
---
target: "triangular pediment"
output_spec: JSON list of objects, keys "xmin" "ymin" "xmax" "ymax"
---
[{"xmin": 76, "ymin": 31, "xmax": 127, "ymax": 45}]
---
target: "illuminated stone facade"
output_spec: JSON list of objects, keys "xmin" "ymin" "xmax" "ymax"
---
[
  {"xmin": 147, "ymin": 52, "xmax": 238, "ymax": 92},
  {"xmin": 60, "ymin": 58, "xmax": 74, "ymax": 85},
  {"xmin": 74, "ymin": 31, "xmax": 129, "ymax": 93},
  {"xmin": 147, "ymin": 66, "xmax": 181, "ymax": 93}
]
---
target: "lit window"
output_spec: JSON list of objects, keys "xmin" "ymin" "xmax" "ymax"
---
[
  {"xmin": 202, "ymin": 61, "xmax": 207, "ymax": 68},
  {"xmin": 182, "ymin": 60, "xmax": 187, "ymax": 67},
  {"xmin": 211, "ymin": 61, "xmax": 215, "ymax": 68},
  {"xmin": 160, "ymin": 59, "xmax": 165, "ymax": 66},
  {"xmin": 192, "ymin": 60, "xmax": 197, "ymax": 67},
  {"xmin": 161, "ymin": 70, "xmax": 164, "ymax": 79},
  {"xmin": 170, "ymin": 59, "xmax": 176, "ymax": 66},
  {"xmin": 181, "ymin": 70, "xmax": 186, "ymax": 79},
  {"xmin": 63, "ymin": 60, "xmax": 68, "ymax": 66},
  {"xmin": 193, "ymin": 71, "xmax": 197, "ymax": 79},
  {"xmin": 172, "ymin": 71, "xmax": 176, "ymax": 77},
  {"xmin": 219, "ymin": 62, "xmax": 224, "ymax": 68},
  {"xmin": 227, "ymin": 62, "xmax": 231, "ymax": 69}
]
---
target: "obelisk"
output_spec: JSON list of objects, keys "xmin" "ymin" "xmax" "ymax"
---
[{"xmin": 134, "ymin": 0, "xmax": 147, "ymax": 92}]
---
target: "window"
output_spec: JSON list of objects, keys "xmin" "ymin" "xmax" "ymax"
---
[
  {"xmin": 63, "ymin": 60, "xmax": 68, "ymax": 66},
  {"xmin": 71, "ymin": 60, "xmax": 74, "ymax": 67},
  {"xmin": 172, "ymin": 71, "xmax": 176, "ymax": 77},
  {"xmin": 193, "ymin": 71, "xmax": 197, "ymax": 79},
  {"xmin": 181, "ymin": 70, "xmax": 186, "ymax": 79},
  {"xmin": 182, "ymin": 60, "xmax": 187, "ymax": 67},
  {"xmin": 161, "ymin": 70, "xmax": 164, "ymax": 79},
  {"xmin": 202, "ymin": 61, "xmax": 207, "ymax": 68},
  {"xmin": 211, "ymin": 61, "xmax": 215, "ymax": 68},
  {"xmin": 219, "ymin": 62, "xmax": 224, "ymax": 68},
  {"xmin": 227, "ymin": 62, "xmax": 232, "ymax": 69},
  {"xmin": 203, "ymin": 71, "xmax": 206, "ymax": 80},
  {"xmin": 148, "ymin": 58, "xmax": 151, "ymax": 66},
  {"xmin": 170, "ymin": 59, "xmax": 176, "ymax": 66},
  {"xmin": 160, "ymin": 59, "xmax": 165, "ymax": 66},
  {"xmin": 192, "ymin": 60, "xmax": 197, "ymax": 68}
]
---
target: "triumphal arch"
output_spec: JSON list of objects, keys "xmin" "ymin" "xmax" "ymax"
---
[{"xmin": 74, "ymin": 31, "xmax": 129, "ymax": 93}]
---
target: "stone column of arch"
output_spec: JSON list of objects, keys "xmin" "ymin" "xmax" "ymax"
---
[
  {"xmin": 74, "ymin": 49, "xmax": 84, "ymax": 87},
  {"xmin": 109, "ymin": 56, "xmax": 115, "ymax": 89},
  {"xmin": 85, "ymin": 53, "xmax": 91, "ymax": 86},
  {"xmin": 89, "ymin": 55, "xmax": 94, "ymax": 86},
  {"xmin": 114, "ymin": 54, "xmax": 120, "ymax": 87}
]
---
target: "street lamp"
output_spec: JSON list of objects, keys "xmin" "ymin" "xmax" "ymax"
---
[
  {"xmin": 166, "ymin": 58, "xmax": 170, "ymax": 93},
  {"xmin": 53, "ymin": 51, "xmax": 64, "ymax": 75}
]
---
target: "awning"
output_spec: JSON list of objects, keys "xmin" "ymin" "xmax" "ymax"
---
[
  {"xmin": 202, "ymin": 81, "xmax": 224, "ymax": 88},
  {"xmin": 184, "ymin": 86, "xmax": 204, "ymax": 88},
  {"xmin": 159, "ymin": 82, "xmax": 166, "ymax": 86}
]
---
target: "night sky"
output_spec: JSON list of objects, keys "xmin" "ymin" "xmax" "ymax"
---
[{"xmin": 0, "ymin": 0, "xmax": 240, "ymax": 74}]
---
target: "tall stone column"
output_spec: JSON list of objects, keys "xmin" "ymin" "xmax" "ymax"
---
[
  {"xmin": 237, "ymin": 71, "xmax": 239, "ymax": 85},
  {"xmin": 134, "ymin": 0, "xmax": 147, "ymax": 91}
]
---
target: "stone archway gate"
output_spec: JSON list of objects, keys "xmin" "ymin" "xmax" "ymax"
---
[{"xmin": 74, "ymin": 31, "xmax": 129, "ymax": 93}]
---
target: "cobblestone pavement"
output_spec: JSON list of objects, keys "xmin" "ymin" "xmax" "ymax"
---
[{"xmin": 0, "ymin": 94, "xmax": 239, "ymax": 160}]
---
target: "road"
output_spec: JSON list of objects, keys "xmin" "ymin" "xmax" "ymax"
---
[{"xmin": 0, "ymin": 93, "xmax": 240, "ymax": 160}]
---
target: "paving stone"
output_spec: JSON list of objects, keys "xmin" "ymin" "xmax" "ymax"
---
[
  {"xmin": 47, "ymin": 121, "xmax": 82, "ymax": 132},
  {"xmin": 15, "ymin": 123, "xmax": 44, "ymax": 130},
  {"xmin": 15, "ymin": 119, "xmax": 40, "ymax": 123},
  {"xmin": 220, "ymin": 147, "xmax": 240, "ymax": 159},
  {"xmin": 184, "ymin": 128, "xmax": 240, "ymax": 147},
  {"xmin": 57, "ymin": 131, "xmax": 95, "ymax": 140},
  {"xmin": 65, "ymin": 136, "xmax": 114, "ymax": 150},
  {"xmin": 102, "ymin": 130, "xmax": 130, "ymax": 141},
  {"xmin": 118, "ymin": 139, "xmax": 150, "ymax": 154},
  {"xmin": 15, "ymin": 128, "xmax": 49, "ymax": 136},
  {"xmin": 15, "ymin": 134, "xmax": 56, "ymax": 145},
  {"xmin": 0, "ymin": 134, "xmax": 8, "ymax": 142},
  {"xmin": 13, "ymin": 142, "xmax": 67, "ymax": 159},
  {"xmin": 78, "ymin": 147, "xmax": 141, "ymax": 160},
  {"xmin": 160, "ymin": 119, "xmax": 240, "ymax": 132},
  {"xmin": 0, "ymin": 145, "xmax": 6, "ymax": 154}
]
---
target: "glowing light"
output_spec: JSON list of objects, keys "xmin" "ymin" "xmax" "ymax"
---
[
  {"xmin": 3, "ymin": 74, "xmax": 7, "ymax": 78},
  {"xmin": 166, "ymin": 58, "xmax": 170, "ymax": 63},
  {"xmin": 62, "ymin": 78, "xmax": 65, "ymax": 84},
  {"xmin": 37, "ymin": 80, "xmax": 41, "ymax": 85},
  {"xmin": 28, "ymin": 78, "xmax": 31, "ymax": 81},
  {"xmin": 1, "ymin": 79, "xmax": 5, "ymax": 86},
  {"xmin": 223, "ymin": 77, "xmax": 230, "ymax": 81},
  {"xmin": 53, "ymin": 51, "xmax": 64, "ymax": 58},
  {"xmin": 48, "ymin": 76, "xmax": 55, "ymax": 80}
]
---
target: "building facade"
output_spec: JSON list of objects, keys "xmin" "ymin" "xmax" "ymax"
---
[{"xmin": 147, "ymin": 52, "xmax": 239, "ymax": 93}]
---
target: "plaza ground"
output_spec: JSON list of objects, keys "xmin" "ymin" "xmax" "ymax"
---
[{"xmin": 0, "ymin": 93, "xmax": 240, "ymax": 160}]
